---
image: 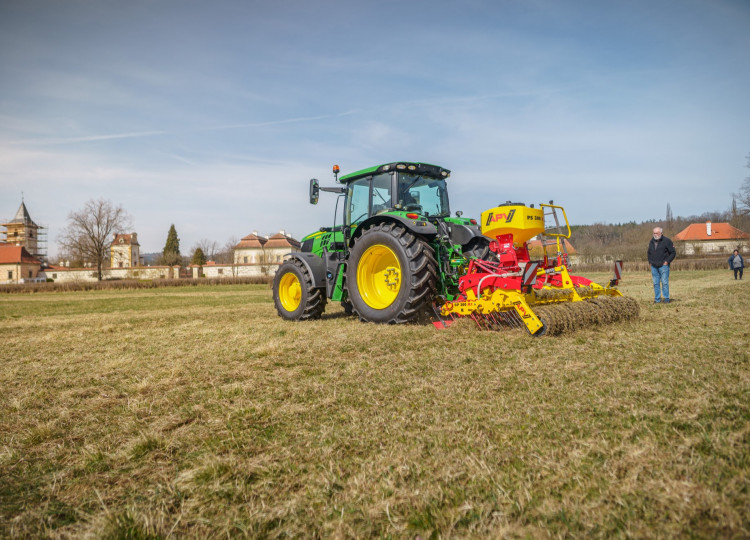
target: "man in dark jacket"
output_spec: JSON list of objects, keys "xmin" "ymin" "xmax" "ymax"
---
[
  {"xmin": 728, "ymin": 249, "xmax": 744, "ymax": 280},
  {"xmin": 648, "ymin": 227, "xmax": 676, "ymax": 303}
]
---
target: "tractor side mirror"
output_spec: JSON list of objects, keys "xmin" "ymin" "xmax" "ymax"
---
[{"xmin": 309, "ymin": 178, "xmax": 319, "ymax": 205}]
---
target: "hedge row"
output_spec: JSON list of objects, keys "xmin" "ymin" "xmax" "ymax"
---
[
  {"xmin": 0, "ymin": 276, "xmax": 273, "ymax": 294},
  {"xmin": 573, "ymin": 257, "xmax": 731, "ymax": 273}
]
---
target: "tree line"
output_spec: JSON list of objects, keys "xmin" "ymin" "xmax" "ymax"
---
[
  {"xmin": 56, "ymin": 199, "xmax": 241, "ymax": 280},
  {"xmin": 570, "ymin": 152, "xmax": 750, "ymax": 262}
]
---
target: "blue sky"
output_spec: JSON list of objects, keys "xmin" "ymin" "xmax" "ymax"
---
[{"xmin": 1, "ymin": 0, "xmax": 749, "ymax": 255}]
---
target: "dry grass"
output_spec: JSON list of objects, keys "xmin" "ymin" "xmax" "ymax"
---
[{"xmin": 1, "ymin": 272, "xmax": 748, "ymax": 538}]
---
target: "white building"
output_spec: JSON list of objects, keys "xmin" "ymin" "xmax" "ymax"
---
[
  {"xmin": 110, "ymin": 233, "xmax": 142, "ymax": 268},
  {"xmin": 674, "ymin": 222, "xmax": 750, "ymax": 255}
]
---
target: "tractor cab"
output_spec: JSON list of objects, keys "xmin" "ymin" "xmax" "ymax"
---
[{"xmin": 337, "ymin": 162, "xmax": 452, "ymax": 228}]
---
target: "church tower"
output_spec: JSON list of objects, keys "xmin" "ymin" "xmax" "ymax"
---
[{"xmin": 2, "ymin": 200, "xmax": 47, "ymax": 263}]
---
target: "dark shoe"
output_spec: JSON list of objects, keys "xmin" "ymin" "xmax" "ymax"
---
[
  {"xmin": 663, "ymin": 299, "xmax": 670, "ymax": 303},
  {"xmin": 654, "ymin": 300, "xmax": 661, "ymax": 304}
]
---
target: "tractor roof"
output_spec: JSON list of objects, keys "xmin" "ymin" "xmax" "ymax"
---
[{"xmin": 337, "ymin": 162, "xmax": 450, "ymax": 184}]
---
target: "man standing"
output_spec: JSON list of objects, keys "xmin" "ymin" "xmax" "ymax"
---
[
  {"xmin": 648, "ymin": 227, "xmax": 676, "ymax": 303},
  {"xmin": 728, "ymin": 249, "xmax": 744, "ymax": 280}
]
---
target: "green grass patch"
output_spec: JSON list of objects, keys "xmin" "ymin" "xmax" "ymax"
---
[{"xmin": 1, "ymin": 274, "xmax": 748, "ymax": 537}]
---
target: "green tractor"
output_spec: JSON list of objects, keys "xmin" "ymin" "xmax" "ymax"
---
[{"xmin": 272, "ymin": 162, "xmax": 492, "ymax": 324}]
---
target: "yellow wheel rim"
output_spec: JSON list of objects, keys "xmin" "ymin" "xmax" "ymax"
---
[
  {"xmin": 357, "ymin": 244, "xmax": 401, "ymax": 309},
  {"xmin": 278, "ymin": 272, "xmax": 302, "ymax": 312}
]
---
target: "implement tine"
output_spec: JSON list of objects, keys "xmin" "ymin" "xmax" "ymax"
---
[
  {"xmin": 500, "ymin": 310, "xmax": 514, "ymax": 328},
  {"xmin": 483, "ymin": 312, "xmax": 495, "ymax": 328},
  {"xmin": 488, "ymin": 312, "xmax": 503, "ymax": 330},
  {"xmin": 471, "ymin": 313, "xmax": 487, "ymax": 330},
  {"xmin": 511, "ymin": 311, "xmax": 523, "ymax": 329},
  {"xmin": 504, "ymin": 310, "xmax": 520, "ymax": 329}
]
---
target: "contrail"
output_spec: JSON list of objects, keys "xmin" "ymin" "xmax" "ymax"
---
[
  {"xmin": 6, "ymin": 110, "xmax": 359, "ymax": 146},
  {"xmin": 8, "ymin": 130, "xmax": 169, "ymax": 146},
  {"xmin": 199, "ymin": 110, "xmax": 358, "ymax": 132}
]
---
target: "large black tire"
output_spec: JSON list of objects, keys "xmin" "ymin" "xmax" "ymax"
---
[
  {"xmin": 345, "ymin": 222, "xmax": 438, "ymax": 324},
  {"xmin": 462, "ymin": 237, "xmax": 498, "ymax": 262},
  {"xmin": 272, "ymin": 259, "xmax": 326, "ymax": 321},
  {"xmin": 341, "ymin": 299, "xmax": 354, "ymax": 316}
]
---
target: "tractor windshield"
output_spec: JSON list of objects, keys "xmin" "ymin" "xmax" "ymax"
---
[{"xmin": 397, "ymin": 174, "xmax": 450, "ymax": 217}]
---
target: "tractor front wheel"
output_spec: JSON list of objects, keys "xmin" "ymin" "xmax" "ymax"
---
[
  {"xmin": 346, "ymin": 222, "xmax": 437, "ymax": 324},
  {"xmin": 272, "ymin": 259, "xmax": 326, "ymax": 320}
]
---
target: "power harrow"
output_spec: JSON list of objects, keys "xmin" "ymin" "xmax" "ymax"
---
[{"xmin": 435, "ymin": 202, "xmax": 639, "ymax": 336}]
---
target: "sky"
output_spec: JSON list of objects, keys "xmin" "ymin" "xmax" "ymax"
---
[{"xmin": 1, "ymin": 0, "xmax": 749, "ymax": 257}]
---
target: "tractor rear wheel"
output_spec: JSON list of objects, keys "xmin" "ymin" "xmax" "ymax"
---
[
  {"xmin": 272, "ymin": 259, "xmax": 326, "ymax": 320},
  {"xmin": 463, "ymin": 237, "xmax": 498, "ymax": 262},
  {"xmin": 346, "ymin": 222, "xmax": 437, "ymax": 324}
]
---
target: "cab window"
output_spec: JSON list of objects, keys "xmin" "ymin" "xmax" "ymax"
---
[
  {"xmin": 371, "ymin": 173, "xmax": 391, "ymax": 215},
  {"xmin": 346, "ymin": 178, "xmax": 370, "ymax": 226}
]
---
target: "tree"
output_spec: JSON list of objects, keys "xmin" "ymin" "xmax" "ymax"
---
[
  {"xmin": 160, "ymin": 224, "xmax": 181, "ymax": 266},
  {"xmin": 58, "ymin": 198, "xmax": 133, "ymax": 281},
  {"xmin": 191, "ymin": 247, "xmax": 207, "ymax": 266},
  {"xmin": 215, "ymin": 236, "xmax": 238, "ymax": 264},
  {"xmin": 737, "ymin": 151, "xmax": 750, "ymax": 216},
  {"xmin": 193, "ymin": 238, "xmax": 220, "ymax": 261}
]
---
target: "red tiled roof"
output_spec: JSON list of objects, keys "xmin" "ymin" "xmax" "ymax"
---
[
  {"xmin": 0, "ymin": 245, "xmax": 41, "ymax": 265},
  {"xmin": 674, "ymin": 223, "xmax": 750, "ymax": 241},
  {"xmin": 111, "ymin": 233, "xmax": 139, "ymax": 246},
  {"xmin": 265, "ymin": 232, "xmax": 301, "ymax": 249},
  {"xmin": 235, "ymin": 233, "xmax": 267, "ymax": 249}
]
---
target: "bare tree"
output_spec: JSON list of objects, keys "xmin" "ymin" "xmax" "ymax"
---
[
  {"xmin": 737, "ymin": 152, "xmax": 750, "ymax": 216},
  {"xmin": 193, "ymin": 238, "xmax": 220, "ymax": 261},
  {"xmin": 58, "ymin": 198, "xmax": 133, "ymax": 280},
  {"xmin": 215, "ymin": 236, "xmax": 238, "ymax": 264}
]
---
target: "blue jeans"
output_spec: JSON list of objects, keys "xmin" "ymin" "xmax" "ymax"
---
[{"xmin": 651, "ymin": 264, "xmax": 670, "ymax": 301}]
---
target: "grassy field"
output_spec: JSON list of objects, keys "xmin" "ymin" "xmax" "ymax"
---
[{"xmin": 1, "ymin": 270, "xmax": 748, "ymax": 538}]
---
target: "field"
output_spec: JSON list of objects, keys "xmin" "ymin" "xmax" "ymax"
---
[{"xmin": 1, "ymin": 270, "xmax": 748, "ymax": 538}]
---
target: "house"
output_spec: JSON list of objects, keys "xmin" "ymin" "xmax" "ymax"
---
[
  {"xmin": 233, "ymin": 230, "xmax": 300, "ymax": 265},
  {"xmin": 233, "ymin": 232, "xmax": 267, "ymax": 264},
  {"xmin": 0, "ymin": 245, "xmax": 43, "ymax": 284},
  {"xmin": 110, "ymin": 233, "xmax": 142, "ymax": 268},
  {"xmin": 264, "ymin": 231, "xmax": 301, "ymax": 263},
  {"xmin": 674, "ymin": 222, "xmax": 749, "ymax": 255}
]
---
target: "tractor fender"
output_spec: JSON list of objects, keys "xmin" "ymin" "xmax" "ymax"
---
[
  {"xmin": 284, "ymin": 252, "xmax": 326, "ymax": 289},
  {"xmin": 349, "ymin": 215, "xmax": 437, "ymax": 246},
  {"xmin": 450, "ymin": 223, "xmax": 485, "ymax": 247}
]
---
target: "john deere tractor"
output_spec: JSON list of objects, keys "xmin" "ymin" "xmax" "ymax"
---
[{"xmin": 272, "ymin": 162, "xmax": 491, "ymax": 324}]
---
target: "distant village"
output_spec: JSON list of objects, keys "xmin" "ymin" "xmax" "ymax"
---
[
  {"xmin": 1, "ymin": 198, "xmax": 748, "ymax": 284},
  {"xmin": 0, "ymin": 199, "xmax": 301, "ymax": 284}
]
